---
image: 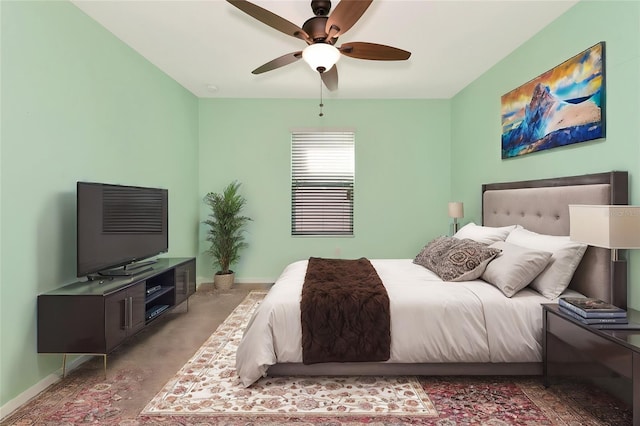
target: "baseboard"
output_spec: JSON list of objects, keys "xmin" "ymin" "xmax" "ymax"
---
[
  {"xmin": 233, "ymin": 278, "xmax": 274, "ymax": 284},
  {"xmin": 0, "ymin": 355, "xmax": 92, "ymax": 421},
  {"xmin": 196, "ymin": 275, "xmax": 274, "ymax": 286}
]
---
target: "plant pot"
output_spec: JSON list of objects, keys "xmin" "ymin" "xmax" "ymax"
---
[{"xmin": 214, "ymin": 272, "xmax": 234, "ymax": 290}]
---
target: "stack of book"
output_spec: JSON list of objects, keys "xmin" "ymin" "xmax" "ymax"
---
[{"xmin": 558, "ymin": 297, "xmax": 628, "ymax": 327}]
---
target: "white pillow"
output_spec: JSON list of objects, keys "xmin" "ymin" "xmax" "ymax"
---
[
  {"xmin": 481, "ymin": 241, "xmax": 552, "ymax": 297},
  {"xmin": 505, "ymin": 227, "xmax": 587, "ymax": 299},
  {"xmin": 454, "ymin": 222, "xmax": 517, "ymax": 245}
]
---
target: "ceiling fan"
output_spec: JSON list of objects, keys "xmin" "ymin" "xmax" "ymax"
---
[{"xmin": 227, "ymin": 0, "xmax": 411, "ymax": 91}]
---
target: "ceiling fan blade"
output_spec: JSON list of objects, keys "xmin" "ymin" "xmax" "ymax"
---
[
  {"xmin": 227, "ymin": 0, "xmax": 311, "ymax": 43},
  {"xmin": 252, "ymin": 51, "xmax": 303, "ymax": 74},
  {"xmin": 321, "ymin": 65, "xmax": 338, "ymax": 91},
  {"xmin": 325, "ymin": 0, "xmax": 372, "ymax": 40},
  {"xmin": 339, "ymin": 42, "xmax": 411, "ymax": 60}
]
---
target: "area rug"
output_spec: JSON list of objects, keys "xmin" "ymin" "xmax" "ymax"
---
[
  {"xmin": 141, "ymin": 290, "xmax": 438, "ymax": 418},
  {"xmin": 139, "ymin": 290, "xmax": 631, "ymax": 425}
]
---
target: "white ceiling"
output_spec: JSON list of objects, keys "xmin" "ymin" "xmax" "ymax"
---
[{"xmin": 71, "ymin": 0, "xmax": 579, "ymax": 99}]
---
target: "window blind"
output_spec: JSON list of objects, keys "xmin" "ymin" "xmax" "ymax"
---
[{"xmin": 291, "ymin": 131, "xmax": 355, "ymax": 236}]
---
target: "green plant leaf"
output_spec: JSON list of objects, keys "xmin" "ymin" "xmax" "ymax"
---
[{"xmin": 203, "ymin": 181, "xmax": 252, "ymax": 274}]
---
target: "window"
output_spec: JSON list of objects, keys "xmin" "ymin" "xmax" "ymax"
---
[{"xmin": 291, "ymin": 131, "xmax": 355, "ymax": 236}]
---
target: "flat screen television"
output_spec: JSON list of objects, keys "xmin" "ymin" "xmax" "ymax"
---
[{"xmin": 77, "ymin": 181, "xmax": 168, "ymax": 277}]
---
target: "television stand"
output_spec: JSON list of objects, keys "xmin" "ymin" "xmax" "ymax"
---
[{"xmin": 37, "ymin": 257, "xmax": 196, "ymax": 376}]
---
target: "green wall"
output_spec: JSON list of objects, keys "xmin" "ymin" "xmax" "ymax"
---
[
  {"xmin": 198, "ymin": 99, "xmax": 452, "ymax": 282},
  {"xmin": 450, "ymin": 0, "xmax": 640, "ymax": 309},
  {"xmin": 0, "ymin": 1, "xmax": 199, "ymax": 407}
]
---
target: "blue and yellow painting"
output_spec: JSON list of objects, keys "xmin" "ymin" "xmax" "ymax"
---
[{"xmin": 501, "ymin": 42, "xmax": 605, "ymax": 159}]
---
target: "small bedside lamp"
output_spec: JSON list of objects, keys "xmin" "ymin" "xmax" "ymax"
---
[
  {"xmin": 569, "ymin": 204, "xmax": 640, "ymax": 310},
  {"xmin": 448, "ymin": 202, "xmax": 464, "ymax": 234}
]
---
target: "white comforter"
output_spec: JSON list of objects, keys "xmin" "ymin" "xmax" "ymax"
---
[{"xmin": 236, "ymin": 259, "xmax": 570, "ymax": 387}]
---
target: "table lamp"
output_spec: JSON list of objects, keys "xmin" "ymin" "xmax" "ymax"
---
[
  {"xmin": 569, "ymin": 204, "xmax": 640, "ymax": 310},
  {"xmin": 448, "ymin": 202, "xmax": 464, "ymax": 234}
]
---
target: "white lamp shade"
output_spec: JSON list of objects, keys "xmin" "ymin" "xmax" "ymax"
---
[
  {"xmin": 569, "ymin": 205, "xmax": 640, "ymax": 249},
  {"xmin": 448, "ymin": 202, "xmax": 464, "ymax": 219},
  {"xmin": 302, "ymin": 43, "xmax": 341, "ymax": 72}
]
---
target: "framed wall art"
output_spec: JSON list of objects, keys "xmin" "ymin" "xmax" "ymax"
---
[{"xmin": 501, "ymin": 42, "xmax": 605, "ymax": 159}]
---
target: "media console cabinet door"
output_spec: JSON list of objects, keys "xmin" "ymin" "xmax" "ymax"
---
[
  {"xmin": 174, "ymin": 260, "xmax": 196, "ymax": 306},
  {"xmin": 105, "ymin": 282, "xmax": 146, "ymax": 352},
  {"xmin": 37, "ymin": 295, "xmax": 105, "ymax": 353},
  {"xmin": 130, "ymin": 283, "xmax": 146, "ymax": 331}
]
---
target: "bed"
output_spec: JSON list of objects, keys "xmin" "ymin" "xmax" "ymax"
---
[{"xmin": 236, "ymin": 171, "xmax": 629, "ymax": 387}]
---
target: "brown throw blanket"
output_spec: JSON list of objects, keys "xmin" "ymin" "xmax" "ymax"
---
[{"xmin": 301, "ymin": 257, "xmax": 391, "ymax": 364}]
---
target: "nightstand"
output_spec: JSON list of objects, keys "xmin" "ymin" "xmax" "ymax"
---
[{"xmin": 543, "ymin": 304, "xmax": 640, "ymax": 426}]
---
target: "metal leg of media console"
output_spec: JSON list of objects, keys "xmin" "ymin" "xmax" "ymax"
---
[
  {"xmin": 62, "ymin": 353, "xmax": 107, "ymax": 379},
  {"xmin": 634, "ymin": 352, "xmax": 639, "ymax": 426}
]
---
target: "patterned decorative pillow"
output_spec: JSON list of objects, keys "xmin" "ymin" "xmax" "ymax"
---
[
  {"xmin": 434, "ymin": 239, "xmax": 501, "ymax": 282},
  {"xmin": 413, "ymin": 236, "xmax": 458, "ymax": 272}
]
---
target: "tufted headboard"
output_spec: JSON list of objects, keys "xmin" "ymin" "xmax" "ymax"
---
[{"xmin": 481, "ymin": 172, "xmax": 628, "ymax": 308}]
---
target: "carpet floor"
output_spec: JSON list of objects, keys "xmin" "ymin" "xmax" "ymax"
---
[{"xmin": 2, "ymin": 286, "xmax": 632, "ymax": 425}]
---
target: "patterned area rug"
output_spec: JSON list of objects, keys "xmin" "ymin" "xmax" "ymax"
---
[
  {"xmin": 3, "ymin": 291, "xmax": 632, "ymax": 425},
  {"xmin": 142, "ymin": 291, "xmax": 437, "ymax": 417}
]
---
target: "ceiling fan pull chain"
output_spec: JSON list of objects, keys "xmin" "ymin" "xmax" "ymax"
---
[{"xmin": 319, "ymin": 75, "xmax": 324, "ymax": 117}]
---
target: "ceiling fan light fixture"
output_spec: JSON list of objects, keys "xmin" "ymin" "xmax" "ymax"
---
[{"xmin": 302, "ymin": 43, "xmax": 340, "ymax": 73}]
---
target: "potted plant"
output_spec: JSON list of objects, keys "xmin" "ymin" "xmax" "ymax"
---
[{"xmin": 203, "ymin": 181, "xmax": 251, "ymax": 290}]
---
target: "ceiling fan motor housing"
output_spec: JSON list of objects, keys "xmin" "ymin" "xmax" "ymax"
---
[{"xmin": 303, "ymin": 16, "xmax": 330, "ymax": 42}]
